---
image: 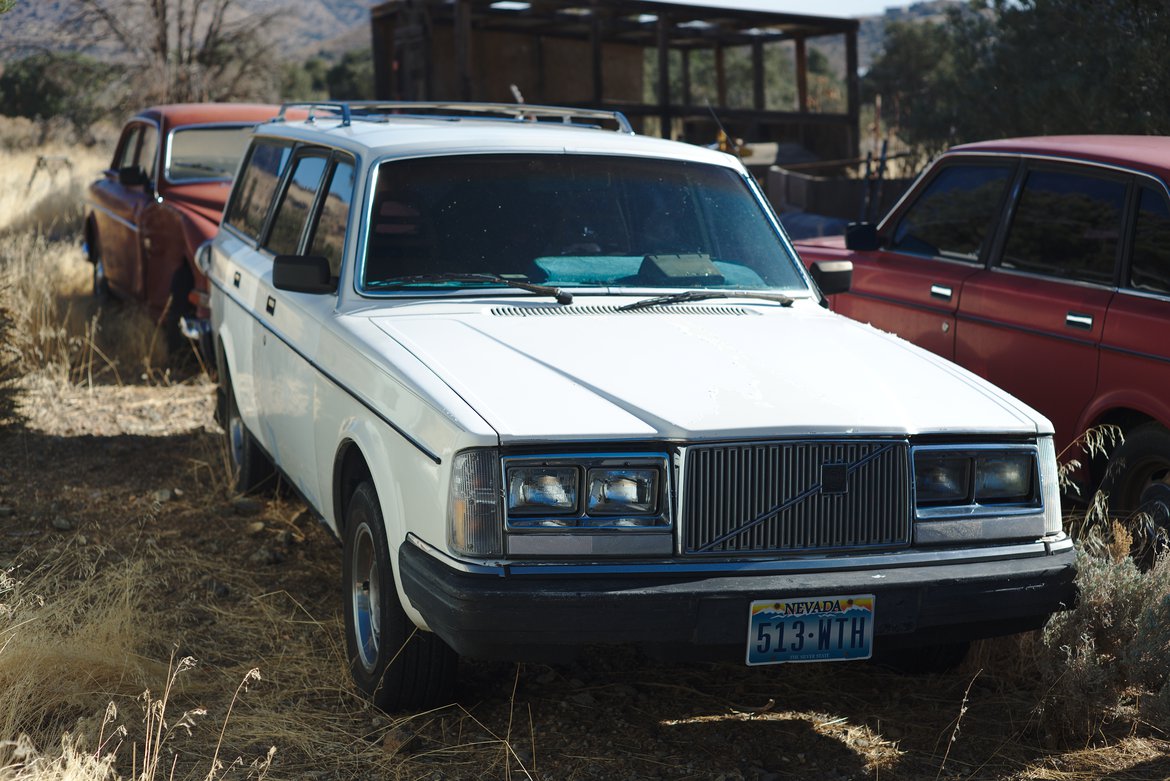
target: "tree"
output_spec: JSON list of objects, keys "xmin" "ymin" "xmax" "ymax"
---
[
  {"xmin": 866, "ymin": 0, "xmax": 1170, "ymax": 154},
  {"xmin": 64, "ymin": 0, "xmax": 279, "ymax": 105},
  {"xmin": 1, "ymin": 0, "xmax": 14, "ymax": 15},
  {"xmin": 0, "ymin": 52, "xmax": 122, "ymax": 134},
  {"xmin": 325, "ymin": 49, "xmax": 374, "ymax": 100}
]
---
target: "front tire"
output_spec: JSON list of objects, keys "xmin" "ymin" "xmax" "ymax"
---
[
  {"xmin": 343, "ymin": 481, "xmax": 457, "ymax": 711},
  {"xmin": 1102, "ymin": 422, "xmax": 1170, "ymax": 564}
]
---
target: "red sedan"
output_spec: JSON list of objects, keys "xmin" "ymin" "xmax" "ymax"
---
[{"xmin": 795, "ymin": 135, "xmax": 1170, "ymax": 534}]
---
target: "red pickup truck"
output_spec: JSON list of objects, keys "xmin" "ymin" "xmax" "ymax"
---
[
  {"xmin": 85, "ymin": 103, "xmax": 281, "ymax": 357},
  {"xmin": 795, "ymin": 136, "xmax": 1170, "ymax": 535}
]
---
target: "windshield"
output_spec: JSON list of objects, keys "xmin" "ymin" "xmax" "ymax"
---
[
  {"xmin": 166, "ymin": 126, "xmax": 255, "ymax": 183},
  {"xmin": 362, "ymin": 154, "xmax": 807, "ymax": 294}
]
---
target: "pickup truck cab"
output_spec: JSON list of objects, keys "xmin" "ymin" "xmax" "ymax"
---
[
  {"xmin": 206, "ymin": 103, "xmax": 1075, "ymax": 710},
  {"xmin": 85, "ymin": 103, "xmax": 281, "ymax": 356},
  {"xmin": 795, "ymin": 136, "xmax": 1170, "ymax": 539}
]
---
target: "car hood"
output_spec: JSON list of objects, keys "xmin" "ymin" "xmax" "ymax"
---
[
  {"xmin": 163, "ymin": 181, "xmax": 232, "ymax": 224},
  {"xmin": 371, "ymin": 299, "xmax": 1048, "ymax": 442}
]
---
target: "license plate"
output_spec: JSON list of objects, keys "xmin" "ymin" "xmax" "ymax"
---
[{"xmin": 746, "ymin": 594, "xmax": 874, "ymax": 665}]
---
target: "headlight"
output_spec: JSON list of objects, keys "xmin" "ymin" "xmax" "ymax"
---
[
  {"xmin": 503, "ymin": 454, "xmax": 669, "ymax": 531},
  {"xmin": 913, "ymin": 446, "xmax": 1038, "ymax": 510},
  {"xmin": 586, "ymin": 468, "xmax": 659, "ymax": 518},
  {"xmin": 914, "ymin": 455, "xmax": 971, "ymax": 504},
  {"xmin": 974, "ymin": 453, "xmax": 1033, "ymax": 502},
  {"xmin": 448, "ymin": 449, "xmax": 502, "ymax": 557}
]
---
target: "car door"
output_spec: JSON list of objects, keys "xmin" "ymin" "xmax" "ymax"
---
[
  {"xmin": 216, "ymin": 138, "xmax": 296, "ymax": 447},
  {"xmin": 253, "ymin": 147, "xmax": 356, "ymax": 509},
  {"xmin": 91, "ymin": 123, "xmax": 157, "ymax": 298},
  {"xmin": 1097, "ymin": 183, "xmax": 1170, "ymax": 430},
  {"xmin": 834, "ymin": 159, "xmax": 1017, "ymax": 360},
  {"xmin": 954, "ymin": 164, "xmax": 1126, "ymax": 448}
]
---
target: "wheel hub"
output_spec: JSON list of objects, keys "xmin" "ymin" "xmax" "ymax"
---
[{"xmin": 350, "ymin": 524, "xmax": 381, "ymax": 673}]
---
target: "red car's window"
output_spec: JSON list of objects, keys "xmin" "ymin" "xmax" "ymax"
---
[
  {"xmin": 999, "ymin": 169, "xmax": 1125, "ymax": 285},
  {"xmin": 890, "ymin": 163, "xmax": 1014, "ymax": 263},
  {"xmin": 1131, "ymin": 186, "xmax": 1170, "ymax": 297}
]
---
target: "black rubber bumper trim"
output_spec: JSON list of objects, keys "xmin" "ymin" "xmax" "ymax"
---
[{"xmin": 399, "ymin": 543, "xmax": 1077, "ymax": 661}]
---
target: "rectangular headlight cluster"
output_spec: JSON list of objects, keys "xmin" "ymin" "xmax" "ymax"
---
[
  {"xmin": 913, "ymin": 445, "xmax": 1038, "ymax": 511},
  {"xmin": 504, "ymin": 454, "xmax": 669, "ymax": 530}
]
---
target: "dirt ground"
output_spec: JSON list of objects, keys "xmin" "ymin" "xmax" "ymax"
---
[{"xmin": 3, "ymin": 321, "xmax": 1170, "ymax": 780}]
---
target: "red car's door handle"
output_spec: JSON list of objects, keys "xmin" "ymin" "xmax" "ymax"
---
[
  {"xmin": 930, "ymin": 284, "xmax": 953, "ymax": 301},
  {"xmin": 1065, "ymin": 311, "xmax": 1093, "ymax": 330}
]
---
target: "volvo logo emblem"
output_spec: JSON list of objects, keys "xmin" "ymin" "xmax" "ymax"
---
[{"xmin": 821, "ymin": 463, "xmax": 848, "ymax": 494}]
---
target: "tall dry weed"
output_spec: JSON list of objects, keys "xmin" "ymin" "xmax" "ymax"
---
[{"xmin": 0, "ymin": 143, "xmax": 173, "ymax": 385}]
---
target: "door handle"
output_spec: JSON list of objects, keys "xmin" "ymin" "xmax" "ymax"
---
[
  {"xmin": 232, "ymin": 271, "xmax": 241, "ymax": 288},
  {"xmin": 1066, "ymin": 311, "xmax": 1093, "ymax": 330},
  {"xmin": 266, "ymin": 296, "xmax": 276, "ymax": 315},
  {"xmin": 930, "ymin": 284, "xmax": 953, "ymax": 301}
]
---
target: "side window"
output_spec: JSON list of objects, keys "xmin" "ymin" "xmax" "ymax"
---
[
  {"xmin": 1131, "ymin": 186, "xmax": 1170, "ymax": 296},
  {"xmin": 264, "ymin": 152, "xmax": 329, "ymax": 257},
  {"xmin": 140, "ymin": 124, "xmax": 159, "ymax": 182},
  {"xmin": 224, "ymin": 141, "xmax": 293, "ymax": 242},
  {"xmin": 307, "ymin": 157, "xmax": 356, "ymax": 277},
  {"xmin": 999, "ymin": 169, "xmax": 1126, "ymax": 285},
  {"xmin": 116, "ymin": 126, "xmax": 142, "ymax": 171},
  {"xmin": 890, "ymin": 163, "xmax": 1014, "ymax": 262}
]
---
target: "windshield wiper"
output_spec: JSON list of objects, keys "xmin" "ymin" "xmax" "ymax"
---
[
  {"xmin": 367, "ymin": 273, "xmax": 573, "ymax": 304},
  {"xmin": 616, "ymin": 290, "xmax": 793, "ymax": 312}
]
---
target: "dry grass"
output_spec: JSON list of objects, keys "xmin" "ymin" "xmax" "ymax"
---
[{"xmin": 4, "ymin": 138, "xmax": 1170, "ymax": 781}]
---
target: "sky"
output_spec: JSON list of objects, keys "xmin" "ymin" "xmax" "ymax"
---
[{"xmin": 652, "ymin": 0, "xmax": 918, "ymax": 19}]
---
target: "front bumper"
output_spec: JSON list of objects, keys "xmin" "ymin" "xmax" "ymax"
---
[{"xmin": 400, "ymin": 537, "xmax": 1077, "ymax": 662}]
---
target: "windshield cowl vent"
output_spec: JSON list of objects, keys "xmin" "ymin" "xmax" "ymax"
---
[{"xmin": 490, "ymin": 304, "xmax": 758, "ymax": 317}]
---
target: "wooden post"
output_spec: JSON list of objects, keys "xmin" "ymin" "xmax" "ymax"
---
[
  {"xmin": 657, "ymin": 14, "xmax": 671, "ymax": 138},
  {"xmin": 846, "ymin": 26, "xmax": 861, "ymax": 158},
  {"xmin": 795, "ymin": 37, "xmax": 809, "ymax": 113},
  {"xmin": 715, "ymin": 43, "xmax": 726, "ymax": 108},
  {"xmin": 751, "ymin": 40, "xmax": 764, "ymax": 110},
  {"xmin": 454, "ymin": 0, "xmax": 472, "ymax": 101},
  {"xmin": 591, "ymin": 5, "xmax": 604, "ymax": 104}
]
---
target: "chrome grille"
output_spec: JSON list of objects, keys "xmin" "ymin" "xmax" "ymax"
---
[{"xmin": 682, "ymin": 440, "xmax": 912, "ymax": 555}]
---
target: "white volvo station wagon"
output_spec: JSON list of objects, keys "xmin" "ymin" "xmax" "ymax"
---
[{"xmin": 204, "ymin": 102, "xmax": 1076, "ymax": 711}]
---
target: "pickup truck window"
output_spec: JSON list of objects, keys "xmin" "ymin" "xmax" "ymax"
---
[
  {"xmin": 140, "ymin": 124, "xmax": 159, "ymax": 182},
  {"xmin": 116, "ymin": 125, "xmax": 143, "ymax": 171},
  {"xmin": 364, "ymin": 154, "xmax": 805, "ymax": 292},
  {"xmin": 167, "ymin": 126, "xmax": 253, "ymax": 183},
  {"xmin": 1131, "ymin": 186, "xmax": 1170, "ymax": 296},
  {"xmin": 890, "ymin": 163, "xmax": 1013, "ymax": 262},
  {"xmin": 999, "ymin": 169, "xmax": 1125, "ymax": 285},
  {"xmin": 224, "ymin": 140, "xmax": 294, "ymax": 242},
  {"xmin": 265, "ymin": 152, "xmax": 329, "ymax": 257}
]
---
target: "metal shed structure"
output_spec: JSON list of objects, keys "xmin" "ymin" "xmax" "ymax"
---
[{"xmin": 370, "ymin": 0, "xmax": 861, "ymax": 160}]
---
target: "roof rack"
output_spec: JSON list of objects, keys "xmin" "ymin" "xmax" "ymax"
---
[{"xmin": 275, "ymin": 101, "xmax": 634, "ymax": 134}]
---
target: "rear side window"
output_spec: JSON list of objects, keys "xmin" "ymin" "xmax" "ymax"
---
[
  {"xmin": 1130, "ymin": 186, "xmax": 1170, "ymax": 296},
  {"xmin": 308, "ymin": 158, "xmax": 355, "ymax": 276},
  {"xmin": 890, "ymin": 163, "xmax": 1014, "ymax": 262},
  {"xmin": 264, "ymin": 152, "xmax": 329, "ymax": 257},
  {"xmin": 999, "ymin": 169, "xmax": 1126, "ymax": 285},
  {"xmin": 224, "ymin": 140, "xmax": 293, "ymax": 242}
]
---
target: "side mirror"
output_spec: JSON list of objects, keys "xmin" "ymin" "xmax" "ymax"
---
[
  {"xmin": 273, "ymin": 254, "xmax": 335, "ymax": 294},
  {"xmin": 810, "ymin": 259, "xmax": 852, "ymax": 296},
  {"xmin": 118, "ymin": 166, "xmax": 149, "ymax": 188},
  {"xmin": 844, "ymin": 222, "xmax": 880, "ymax": 252}
]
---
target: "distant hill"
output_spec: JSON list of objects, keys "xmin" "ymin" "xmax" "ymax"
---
[{"xmin": 0, "ymin": 0, "xmax": 378, "ymax": 59}]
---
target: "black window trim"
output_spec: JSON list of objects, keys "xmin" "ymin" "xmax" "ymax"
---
[
  {"xmin": 988, "ymin": 158, "xmax": 1133, "ymax": 290},
  {"xmin": 880, "ymin": 154, "xmax": 1022, "ymax": 269},
  {"xmin": 259, "ymin": 145, "xmax": 333, "ymax": 256}
]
